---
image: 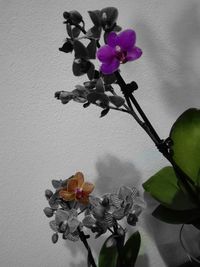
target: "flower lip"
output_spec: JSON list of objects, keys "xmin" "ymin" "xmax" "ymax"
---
[{"xmin": 59, "ymin": 172, "xmax": 94, "ymax": 204}]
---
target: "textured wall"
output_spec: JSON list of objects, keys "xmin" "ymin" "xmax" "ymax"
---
[{"xmin": 1, "ymin": 0, "xmax": 200, "ymax": 266}]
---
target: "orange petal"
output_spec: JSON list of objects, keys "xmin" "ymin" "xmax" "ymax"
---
[
  {"xmin": 74, "ymin": 172, "xmax": 84, "ymax": 187},
  {"xmin": 82, "ymin": 182, "xmax": 94, "ymax": 194},
  {"xmin": 67, "ymin": 179, "xmax": 78, "ymax": 192},
  {"xmin": 79, "ymin": 195, "xmax": 89, "ymax": 205},
  {"xmin": 59, "ymin": 190, "xmax": 75, "ymax": 201}
]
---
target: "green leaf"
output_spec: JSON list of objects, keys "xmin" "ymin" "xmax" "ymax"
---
[
  {"xmin": 122, "ymin": 231, "xmax": 141, "ymax": 267},
  {"xmin": 152, "ymin": 205, "xmax": 200, "ymax": 224},
  {"xmin": 73, "ymin": 40, "xmax": 88, "ymax": 59},
  {"xmin": 109, "ymin": 95, "xmax": 125, "ymax": 107},
  {"xmin": 143, "ymin": 166, "xmax": 196, "ymax": 210},
  {"xmin": 98, "ymin": 234, "xmax": 118, "ymax": 267},
  {"xmin": 170, "ymin": 108, "xmax": 200, "ymax": 183},
  {"xmin": 196, "ymin": 169, "xmax": 200, "ymax": 187}
]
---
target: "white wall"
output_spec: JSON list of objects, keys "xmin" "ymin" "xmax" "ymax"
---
[{"xmin": 1, "ymin": 0, "xmax": 200, "ymax": 266}]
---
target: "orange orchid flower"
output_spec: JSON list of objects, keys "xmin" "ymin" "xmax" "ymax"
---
[{"xmin": 59, "ymin": 172, "xmax": 94, "ymax": 204}]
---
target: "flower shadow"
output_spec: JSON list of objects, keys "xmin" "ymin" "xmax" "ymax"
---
[
  {"xmin": 134, "ymin": 2, "xmax": 200, "ymax": 266},
  {"xmin": 65, "ymin": 154, "xmax": 150, "ymax": 267},
  {"xmin": 137, "ymin": 2, "xmax": 200, "ymax": 116}
]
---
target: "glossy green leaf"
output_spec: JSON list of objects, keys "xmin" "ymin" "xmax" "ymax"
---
[
  {"xmin": 143, "ymin": 166, "xmax": 196, "ymax": 210},
  {"xmin": 122, "ymin": 231, "xmax": 141, "ymax": 267},
  {"xmin": 98, "ymin": 234, "xmax": 118, "ymax": 267},
  {"xmin": 170, "ymin": 108, "xmax": 200, "ymax": 183},
  {"xmin": 152, "ymin": 204, "xmax": 200, "ymax": 224}
]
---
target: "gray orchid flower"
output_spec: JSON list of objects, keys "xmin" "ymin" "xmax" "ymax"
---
[{"xmin": 49, "ymin": 209, "xmax": 81, "ymax": 242}]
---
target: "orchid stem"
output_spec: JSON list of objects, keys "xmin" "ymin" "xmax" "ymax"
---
[
  {"xmin": 115, "ymin": 70, "xmax": 200, "ymax": 207},
  {"xmin": 78, "ymin": 228, "xmax": 97, "ymax": 267}
]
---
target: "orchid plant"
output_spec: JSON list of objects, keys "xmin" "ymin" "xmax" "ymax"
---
[
  {"xmin": 44, "ymin": 172, "xmax": 143, "ymax": 267},
  {"xmin": 44, "ymin": 6, "xmax": 200, "ymax": 267}
]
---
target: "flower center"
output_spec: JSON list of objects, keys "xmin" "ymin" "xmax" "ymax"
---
[
  {"xmin": 75, "ymin": 188, "xmax": 84, "ymax": 199},
  {"xmin": 115, "ymin": 46, "xmax": 127, "ymax": 63}
]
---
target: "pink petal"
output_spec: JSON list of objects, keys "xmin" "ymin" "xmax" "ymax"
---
[
  {"xmin": 97, "ymin": 45, "xmax": 115, "ymax": 63},
  {"xmin": 106, "ymin": 32, "xmax": 117, "ymax": 47},
  {"xmin": 117, "ymin": 29, "xmax": 136, "ymax": 51},
  {"xmin": 100, "ymin": 59, "xmax": 120, "ymax": 74},
  {"xmin": 126, "ymin": 47, "xmax": 142, "ymax": 61}
]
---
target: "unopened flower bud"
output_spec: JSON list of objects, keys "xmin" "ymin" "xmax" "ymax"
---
[
  {"xmin": 43, "ymin": 207, "xmax": 54, "ymax": 218},
  {"xmin": 45, "ymin": 189, "xmax": 53, "ymax": 200},
  {"xmin": 101, "ymin": 197, "xmax": 109, "ymax": 207},
  {"xmin": 52, "ymin": 233, "xmax": 59, "ymax": 243},
  {"xmin": 127, "ymin": 213, "xmax": 138, "ymax": 226},
  {"xmin": 69, "ymin": 10, "xmax": 83, "ymax": 24}
]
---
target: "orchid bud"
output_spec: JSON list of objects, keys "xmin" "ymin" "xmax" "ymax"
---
[{"xmin": 43, "ymin": 207, "xmax": 54, "ymax": 218}]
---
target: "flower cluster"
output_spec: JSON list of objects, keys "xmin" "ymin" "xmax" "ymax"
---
[
  {"xmin": 56, "ymin": 7, "xmax": 142, "ymax": 119},
  {"xmin": 44, "ymin": 172, "xmax": 143, "ymax": 243}
]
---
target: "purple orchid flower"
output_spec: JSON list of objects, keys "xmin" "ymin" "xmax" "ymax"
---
[{"xmin": 97, "ymin": 29, "xmax": 142, "ymax": 74}]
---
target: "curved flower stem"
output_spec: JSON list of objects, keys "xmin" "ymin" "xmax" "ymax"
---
[
  {"xmin": 65, "ymin": 202, "xmax": 97, "ymax": 267},
  {"xmin": 114, "ymin": 71, "xmax": 200, "ymax": 207},
  {"xmin": 78, "ymin": 228, "xmax": 97, "ymax": 267}
]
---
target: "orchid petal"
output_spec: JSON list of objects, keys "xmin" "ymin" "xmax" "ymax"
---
[
  {"xmin": 68, "ymin": 217, "xmax": 80, "ymax": 232},
  {"xmin": 97, "ymin": 45, "xmax": 115, "ymax": 63},
  {"xmin": 117, "ymin": 29, "xmax": 136, "ymax": 51},
  {"xmin": 126, "ymin": 47, "xmax": 142, "ymax": 61},
  {"xmin": 100, "ymin": 59, "xmax": 120, "ymax": 74},
  {"xmin": 74, "ymin": 172, "xmax": 84, "ymax": 187},
  {"xmin": 79, "ymin": 195, "xmax": 89, "ymax": 204},
  {"xmin": 67, "ymin": 178, "xmax": 78, "ymax": 192},
  {"xmin": 82, "ymin": 182, "xmax": 94, "ymax": 194},
  {"xmin": 59, "ymin": 190, "xmax": 75, "ymax": 201},
  {"xmin": 55, "ymin": 210, "xmax": 70, "ymax": 225},
  {"xmin": 106, "ymin": 32, "xmax": 117, "ymax": 47}
]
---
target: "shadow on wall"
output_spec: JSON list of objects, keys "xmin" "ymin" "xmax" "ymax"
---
[
  {"xmin": 66, "ymin": 154, "xmax": 150, "ymax": 267},
  {"xmin": 135, "ymin": 2, "xmax": 200, "ymax": 266},
  {"xmin": 65, "ymin": 156, "xmax": 187, "ymax": 267},
  {"xmin": 137, "ymin": 1, "xmax": 200, "ymax": 115}
]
